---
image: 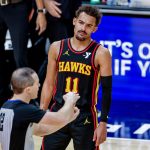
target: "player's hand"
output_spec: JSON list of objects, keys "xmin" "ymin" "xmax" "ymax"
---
[
  {"xmin": 44, "ymin": 0, "xmax": 62, "ymax": 18},
  {"xmin": 93, "ymin": 122, "xmax": 107, "ymax": 146},
  {"xmin": 63, "ymin": 92, "xmax": 80, "ymax": 106}
]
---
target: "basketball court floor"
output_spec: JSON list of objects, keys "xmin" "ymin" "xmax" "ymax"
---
[
  {"xmin": 34, "ymin": 136, "xmax": 150, "ymax": 150},
  {"xmin": 1, "ymin": 136, "xmax": 150, "ymax": 150}
]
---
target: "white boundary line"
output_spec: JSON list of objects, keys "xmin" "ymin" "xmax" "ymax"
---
[{"xmin": 107, "ymin": 137, "xmax": 150, "ymax": 142}]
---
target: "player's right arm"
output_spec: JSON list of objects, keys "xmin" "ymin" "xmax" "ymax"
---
[
  {"xmin": 40, "ymin": 41, "xmax": 61, "ymax": 110},
  {"xmin": 34, "ymin": 92, "xmax": 80, "ymax": 136}
]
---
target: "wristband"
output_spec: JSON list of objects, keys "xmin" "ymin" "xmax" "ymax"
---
[{"xmin": 37, "ymin": 8, "xmax": 46, "ymax": 14}]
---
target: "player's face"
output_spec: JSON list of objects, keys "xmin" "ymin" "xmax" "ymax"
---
[
  {"xmin": 73, "ymin": 12, "xmax": 98, "ymax": 41},
  {"xmin": 30, "ymin": 73, "xmax": 40, "ymax": 99}
]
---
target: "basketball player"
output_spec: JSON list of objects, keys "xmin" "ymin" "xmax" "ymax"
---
[
  {"xmin": 40, "ymin": 5, "xmax": 112, "ymax": 150},
  {"xmin": 0, "ymin": 67, "xmax": 80, "ymax": 150}
]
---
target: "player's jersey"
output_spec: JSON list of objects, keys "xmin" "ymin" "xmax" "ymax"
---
[
  {"xmin": 52, "ymin": 38, "xmax": 100, "ymax": 111},
  {"xmin": 0, "ymin": 100, "xmax": 46, "ymax": 150}
]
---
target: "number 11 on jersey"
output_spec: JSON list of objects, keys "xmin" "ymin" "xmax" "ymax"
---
[{"xmin": 65, "ymin": 77, "xmax": 79, "ymax": 93}]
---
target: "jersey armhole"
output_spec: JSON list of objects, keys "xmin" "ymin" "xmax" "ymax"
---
[
  {"xmin": 56, "ymin": 40, "xmax": 64, "ymax": 62},
  {"xmin": 91, "ymin": 43, "xmax": 100, "ymax": 71}
]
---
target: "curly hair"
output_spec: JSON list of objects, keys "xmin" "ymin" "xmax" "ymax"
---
[{"xmin": 75, "ymin": 5, "xmax": 102, "ymax": 26}]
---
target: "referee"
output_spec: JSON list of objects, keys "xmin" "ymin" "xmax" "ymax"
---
[{"xmin": 0, "ymin": 67, "xmax": 80, "ymax": 150}]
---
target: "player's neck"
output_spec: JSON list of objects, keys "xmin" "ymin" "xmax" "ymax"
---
[
  {"xmin": 71, "ymin": 37, "xmax": 92, "ymax": 51},
  {"xmin": 11, "ymin": 94, "xmax": 31, "ymax": 104}
]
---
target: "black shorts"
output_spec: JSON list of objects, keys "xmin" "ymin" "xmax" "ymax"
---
[{"xmin": 41, "ymin": 110, "xmax": 99, "ymax": 150}]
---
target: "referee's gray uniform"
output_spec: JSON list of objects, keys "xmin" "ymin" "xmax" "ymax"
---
[{"xmin": 0, "ymin": 100, "xmax": 46, "ymax": 150}]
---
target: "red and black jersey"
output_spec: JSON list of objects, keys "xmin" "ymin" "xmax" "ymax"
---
[{"xmin": 53, "ymin": 38, "xmax": 100, "ymax": 111}]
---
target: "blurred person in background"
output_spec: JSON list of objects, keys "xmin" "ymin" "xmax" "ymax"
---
[
  {"xmin": 0, "ymin": 0, "xmax": 47, "ymax": 107},
  {"xmin": 44, "ymin": 0, "xmax": 82, "ymax": 42}
]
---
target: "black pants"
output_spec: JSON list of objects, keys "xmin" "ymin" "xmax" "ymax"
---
[
  {"xmin": 0, "ymin": 1, "xmax": 30, "ymax": 105},
  {"xmin": 41, "ymin": 105, "xmax": 99, "ymax": 150},
  {"xmin": 0, "ymin": 1, "xmax": 30, "ymax": 68}
]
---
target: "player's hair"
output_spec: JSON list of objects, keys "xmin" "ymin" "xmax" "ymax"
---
[
  {"xmin": 11, "ymin": 67, "xmax": 36, "ymax": 94},
  {"xmin": 75, "ymin": 5, "xmax": 102, "ymax": 26}
]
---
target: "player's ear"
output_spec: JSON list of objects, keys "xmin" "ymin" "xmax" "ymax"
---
[
  {"xmin": 24, "ymin": 86, "xmax": 32, "ymax": 94},
  {"xmin": 93, "ymin": 26, "xmax": 98, "ymax": 33},
  {"xmin": 73, "ymin": 17, "xmax": 76, "ymax": 26}
]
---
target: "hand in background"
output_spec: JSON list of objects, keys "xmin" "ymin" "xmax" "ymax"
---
[
  {"xmin": 43, "ymin": 0, "xmax": 62, "ymax": 18},
  {"xmin": 36, "ymin": 13, "xmax": 47, "ymax": 35}
]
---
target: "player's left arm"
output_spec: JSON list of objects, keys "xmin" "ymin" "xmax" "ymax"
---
[{"xmin": 93, "ymin": 45, "xmax": 112, "ymax": 146}]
